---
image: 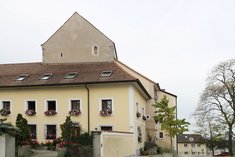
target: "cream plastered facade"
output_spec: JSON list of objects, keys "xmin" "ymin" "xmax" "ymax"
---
[
  {"xmin": 42, "ymin": 12, "xmax": 117, "ymax": 63},
  {"xmin": 115, "ymin": 60, "xmax": 177, "ymax": 151},
  {"xmin": 155, "ymin": 91, "xmax": 177, "ymax": 151},
  {"xmin": 0, "ymin": 84, "xmax": 146, "ymax": 149},
  {"xmin": 178, "ymin": 143, "xmax": 207, "ymax": 156}
]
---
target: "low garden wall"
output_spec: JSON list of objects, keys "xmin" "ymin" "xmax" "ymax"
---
[
  {"xmin": 93, "ymin": 131, "xmax": 135, "ymax": 157},
  {"xmin": 0, "ymin": 133, "xmax": 15, "ymax": 157}
]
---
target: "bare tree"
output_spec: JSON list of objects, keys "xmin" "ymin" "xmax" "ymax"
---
[
  {"xmin": 194, "ymin": 59, "xmax": 235, "ymax": 156},
  {"xmin": 194, "ymin": 110, "xmax": 227, "ymax": 155}
]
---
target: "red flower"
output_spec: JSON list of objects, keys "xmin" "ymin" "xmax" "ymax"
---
[
  {"xmin": 69, "ymin": 109, "xmax": 81, "ymax": 116},
  {"xmin": 100, "ymin": 109, "xmax": 112, "ymax": 116},
  {"xmin": 25, "ymin": 109, "xmax": 36, "ymax": 116},
  {"xmin": 44, "ymin": 110, "xmax": 57, "ymax": 116}
]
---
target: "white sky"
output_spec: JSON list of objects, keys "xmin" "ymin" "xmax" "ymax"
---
[{"xmin": 0, "ymin": 0, "xmax": 235, "ymax": 132}]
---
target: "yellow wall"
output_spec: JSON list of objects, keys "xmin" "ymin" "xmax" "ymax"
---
[
  {"xmin": 102, "ymin": 132, "xmax": 135, "ymax": 157},
  {"xmin": 155, "ymin": 91, "xmax": 177, "ymax": 150},
  {"xmin": 0, "ymin": 84, "xmax": 147, "ymax": 146}
]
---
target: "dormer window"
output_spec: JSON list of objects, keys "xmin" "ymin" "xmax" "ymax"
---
[
  {"xmin": 100, "ymin": 71, "xmax": 112, "ymax": 77},
  {"xmin": 64, "ymin": 72, "xmax": 78, "ymax": 79},
  {"xmin": 16, "ymin": 74, "xmax": 28, "ymax": 81},
  {"xmin": 92, "ymin": 45, "xmax": 99, "ymax": 56},
  {"xmin": 40, "ymin": 74, "xmax": 53, "ymax": 80}
]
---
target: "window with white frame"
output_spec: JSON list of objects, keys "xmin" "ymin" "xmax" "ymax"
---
[
  {"xmin": 45, "ymin": 125, "xmax": 56, "ymax": 140},
  {"xmin": 25, "ymin": 101, "xmax": 36, "ymax": 116},
  {"xmin": 69, "ymin": 100, "xmax": 81, "ymax": 116},
  {"xmin": 28, "ymin": 124, "xmax": 37, "ymax": 139},
  {"xmin": 100, "ymin": 125, "xmax": 113, "ymax": 131},
  {"xmin": 100, "ymin": 99, "xmax": 112, "ymax": 116},
  {"xmin": 137, "ymin": 126, "xmax": 142, "ymax": 143},
  {"xmin": 2, "ymin": 101, "xmax": 10, "ymax": 110},
  {"xmin": 0, "ymin": 101, "xmax": 11, "ymax": 116},
  {"xmin": 27, "ymin": 101, "xmax": 36, "ymax": 110},
  {"xmin": 71, "ymin": 100, "xmax": 80, "ymax": 110},
  {"xmin": 44, "ymin": 100, "xmax": 57, "ymax": 116},
  {"xmin": 136, "ymin": 102, "xmax": 141, "ymax": 118},
  {"xmin": 47, "ymin": 100, "xmax": 56, "ymax": 111},
  {"xmin": 184, "ymin": 144, "xmax": 188, "ymax": 147},
  {"xmin": 136, "ymin": 102, "xmax": 139, "ymax": 112},
  {"xmin": 142, "ymin": 107, "xmax": 145, "ymax": 116}
]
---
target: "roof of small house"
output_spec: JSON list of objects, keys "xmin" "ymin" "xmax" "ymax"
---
[
  {"xmin": 177, "ymin": 134, "xmax": 204, "ymax": 144},
  {"xmin": 0, "ymin": 61, "xmax": 151, "ymax": 98}
]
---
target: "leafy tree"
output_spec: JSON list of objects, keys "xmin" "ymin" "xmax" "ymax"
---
[
  {"xmin": 61, "ymin": 116, "xmax": 74, "ymax": 142},
  {"xmin": 15, "ymin": 113, "xmax": 31, "ymax": 145},
  {"xmin": 0, "ymin": 118, "xmax": 18, "ymax": 136},
  {"xmin": 153, "ymin": 96, "xmax": 190, "ymax": 155},
  {"xmin": 194, "ymin": 59, "xmax": 235, "ymax": 156}
]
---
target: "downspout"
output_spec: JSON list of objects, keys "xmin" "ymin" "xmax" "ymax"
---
[{"xmin": 85, "ymin": 85, "xmax": 90, "ymax": 133}]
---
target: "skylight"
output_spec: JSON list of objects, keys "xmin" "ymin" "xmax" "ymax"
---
[
  {"xmin": 100, "ymin": 71, "xmax": 112, "ymax": 77},
  {"xmin": 64, "ymin": 72, "xmax": 78, "ymax": 79},
  {"xmin": 40, "ymin": 74, "xmax": 53, "ymax": 80},
  {"xmin": 16, "ymin": 74, "xmax": 28, "ymax": 81}
]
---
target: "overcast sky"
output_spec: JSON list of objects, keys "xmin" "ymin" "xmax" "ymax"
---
[{"xmin": 0, "ymin": 0, "xmax": 234, "ymax": 132}]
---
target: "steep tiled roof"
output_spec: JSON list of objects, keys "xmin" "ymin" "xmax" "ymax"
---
[
  {"xmin": 177, "ymin": 134, "xmax": 204, "ymax": 143},
  {"xmin": 0, "ymin": 62, "xmax": 137, "ymax": 87}
]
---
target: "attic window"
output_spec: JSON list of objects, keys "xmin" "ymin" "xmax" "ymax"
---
[
  {"xmin": 100, "ymin": 71, "xmax": 112, "ymax": 77},
  {"xmin": 64, "ymin": 72, "xmax": 78, "ymax": 79},
  {"xmin": 189, "ymin": 137, "xmax": 194, "ymax": 142},
  {"xmin": 16, "ymin": 74, "xmax": 28, "ymax": 81},
  {"xmin": 92, "ymin": 45, "xmax": 99, "ymax": 56},
  {"xmin": 40, "ymin": 74, "xmax": 53, "ymax": 80}
]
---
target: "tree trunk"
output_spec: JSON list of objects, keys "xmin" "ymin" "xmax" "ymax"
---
[
  {"xmin": 228, "ymin": 125, "xmax": 233, "ymax": 156},
  {"xmin": 211, "ymin": 145, "xmax": 214, "ymax": 156},
  {"xmin": 170, "ymin": 136, "xmax": 173, "ymax": 157},
  {"xmin": 170, "ymin": 136, "xmax": 176, "ymax": 157}
]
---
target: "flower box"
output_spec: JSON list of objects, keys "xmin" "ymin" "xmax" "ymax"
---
[
  {"xmin": 136, "ymin": 112, "xmax": 141, "ymax": 118},
  {"xmin": 0, "ymin": 109, "xmax": 11, "ymax": 116},
  {"xmin": 44, "ymin": 110, "xmax": 57, "ymax": 116},
  {"xmin": 100, "ymin": 109, "xmax": 112, "ymax": 116},
  {"xmin": 142, "ymin": 115, "xmax": 147, "ymax": 121},
  {"xmin": 25, "ymin": 109, "xmax": 36, "ymax": 116},
  {"xmin": 69, "ymin": 109, "xmax": 81, "ymax": 116}
]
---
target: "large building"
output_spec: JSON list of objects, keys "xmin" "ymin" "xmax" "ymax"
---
[
  {"xmin": 177, "ymin": 134, "xmax": 207, "ymax": 156},
  {"xmin": 0, "ymin": 12, "xmax": 177, "ymax": 154}
]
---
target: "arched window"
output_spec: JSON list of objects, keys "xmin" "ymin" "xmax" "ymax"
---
[{"xmin": 92, "ymin": 45, "xmax": 99, "ymax": 56}]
